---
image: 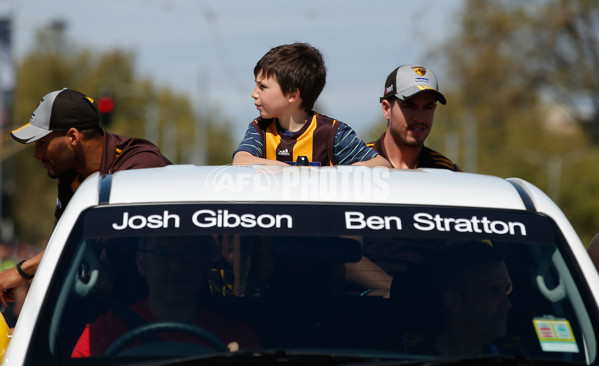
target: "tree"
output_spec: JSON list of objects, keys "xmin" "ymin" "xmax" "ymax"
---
[
  {"xmin": 524, "ymin": 0, "xmax": 599, "ymax": 142},
  {"xmin": 434, "ymin": 0, "xmax": 599, "ymax": 244},
  {"xmin": 6, "ymin": 23, "xmax": 235, "ymax": 245}
]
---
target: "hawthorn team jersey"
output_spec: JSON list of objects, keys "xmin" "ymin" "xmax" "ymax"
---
[
  {"xmin": 55, "ymin": 129, "xmax": 171, "ymax": 222},
  {"xmin": 233, "ymin": 112, "xmax": 378, "ymax": 165},
  {"xmin": 368, "ymin": 131, "xmax": 461, "ymax": 171}
]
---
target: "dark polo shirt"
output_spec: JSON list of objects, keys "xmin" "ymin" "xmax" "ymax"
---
[
  {"xmin": 55, "ymin": 129, "xmax": 171, "ymax": 221},
  {"xmin": 368, "ymin": 131, "xmax": 461, "ymax": 171}
]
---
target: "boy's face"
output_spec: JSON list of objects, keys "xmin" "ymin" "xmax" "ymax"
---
[{"xmin": 252, "ymin": 71, "xmax": 292, "ymax": 119}]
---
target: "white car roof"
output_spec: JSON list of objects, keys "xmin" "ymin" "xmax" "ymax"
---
[
  {"xmin": 78, "ymin": 165, "xmax": 530, "ymax": 208},
  {"xmin": 50, "ymin": 165, "xmax": 582, "ymax": 252},
  {"xmin": 75, "ymin": 164, "xmax": 586, "ymax": 263}
]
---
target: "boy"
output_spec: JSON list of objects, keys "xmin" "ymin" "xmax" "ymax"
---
[{"xmin": 232, "ymin": 43, "xmax": 390, "ymax": 167}]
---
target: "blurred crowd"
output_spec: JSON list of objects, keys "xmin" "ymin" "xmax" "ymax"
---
[{"xmin": 0, "ymin": 240, "xmax": 41, "ymax": 327}]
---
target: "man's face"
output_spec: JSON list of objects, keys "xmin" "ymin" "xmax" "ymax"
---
[
  {"xmin": 383, "ymin": 92, "xmax": 437, "ymax": 148},
  {"xmin": 252, "ymin": 71, "xmax": 291, "ymax": 120},
  {"xmin": 33, "ymin": 132, "xmax": 76, "ymax": 178},
  {"xmin": 137, "ymin": 237, "xmax": 212, "ymax": 307},
  {"xmin": 454, "ymin": 262, "xmax": 512, "ymax": 343}
]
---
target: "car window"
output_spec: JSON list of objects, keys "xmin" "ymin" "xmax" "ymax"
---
[{"xmin": 25, "ymin": 203, "xmax": 597, "ymax": 364}]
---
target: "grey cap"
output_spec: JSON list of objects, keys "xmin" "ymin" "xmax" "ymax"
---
[
  {"xmin": 10, "ymin": 88, "xmax": 99, "ymax": 144},
  {"xmin": 380, "ymin": 64, "xmax": 446, "ymax": 104}
]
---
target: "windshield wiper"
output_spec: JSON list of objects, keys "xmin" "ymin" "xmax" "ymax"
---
[{"xmin": 146, "ymin": 349, "xmax": 418, "ymax": 365}]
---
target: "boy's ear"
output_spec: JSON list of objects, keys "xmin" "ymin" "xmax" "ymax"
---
[{"xmin": 287, "ymin": 88, "xmax": 300, "ymax": 103}]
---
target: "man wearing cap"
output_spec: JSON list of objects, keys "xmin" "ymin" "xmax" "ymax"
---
[
  {"xmin": 368, "ymin": 64, "xmax": 461, "ymax": 171},
  {"xmin": 348, "ymin": 66, "xmax": 461, "ymax": 297},
  {"xmin": 0, "ymin": 88, "xmax": 171, "ymax": 307}
]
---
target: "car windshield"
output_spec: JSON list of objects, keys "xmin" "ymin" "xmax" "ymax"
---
[{"xmin": 27, "ymin": 203, "xmax": 597, "ymax": 365}]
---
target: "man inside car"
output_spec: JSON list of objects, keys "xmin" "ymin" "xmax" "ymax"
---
[
  {"xmin": 72, "ymin": 235, "xmax": 260, "ymax": 357},
  {"xmin": 397, "ymin": 242, "xmax": 513, "ymax": 357}
]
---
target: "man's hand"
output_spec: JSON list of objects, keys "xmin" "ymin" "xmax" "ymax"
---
[
  {"xmin": 0, "ymin": 268, "xmax": 26, "ymax": 308},
  {"xmin": 232, "ymin": 151, "xmax": 288, "ymax": 166},
  {"xmin": 345, "ymin": 256, "xmax": 392, "ymax": 298},
  {"xmin": 351, "ymin": 155, "xmax": 392, "ymax": 168},
  {"xmin": 0, "ymin": 251, "xmax": 43, "ymax": 308}
]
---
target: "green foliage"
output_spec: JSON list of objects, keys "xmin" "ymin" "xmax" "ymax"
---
[
  {"xmin": 433, "ymin": 0, "xmax": 599, "ymax": 244},
  {"xmin": 11, "ymin": 147, "xmax": 56, "ymax": 244},
  {"xmin": 206, "ymin": 125, "xmax": 235, "ymax": 165}
]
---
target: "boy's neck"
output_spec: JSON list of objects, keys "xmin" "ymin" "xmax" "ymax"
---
[{"xmin": 277, "ymin": 109, "xmax": 312, "ymax": 132}]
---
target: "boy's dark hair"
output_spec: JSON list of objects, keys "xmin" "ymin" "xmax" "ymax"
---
[{"xmin": 254, "ymin": 42, "xmax": 326, "ymax": 112}]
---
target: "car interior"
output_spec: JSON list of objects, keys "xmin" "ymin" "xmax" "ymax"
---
[{"xmin": 20, "ymin": 227, "xmax": 594, "ymax": 365}]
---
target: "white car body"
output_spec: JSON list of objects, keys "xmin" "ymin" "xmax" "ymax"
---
[{"xmin": 4, "ymin": 165, "xmax": 599, "ymax": 365}]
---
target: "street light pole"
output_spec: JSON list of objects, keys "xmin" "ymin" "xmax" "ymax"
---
[{"xmin": 0, "ymin": 14, "xmax": 14, "ymax": 242}]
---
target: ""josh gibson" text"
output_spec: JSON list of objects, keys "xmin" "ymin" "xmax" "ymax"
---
[{"xmin": 112, "ymin": 210, "xmax": 293, "ymax": 230}]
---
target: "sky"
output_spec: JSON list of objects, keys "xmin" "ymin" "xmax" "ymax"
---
[{"xmin": 7, "ymin": 0, "xmax": 463, "ymax": 142}]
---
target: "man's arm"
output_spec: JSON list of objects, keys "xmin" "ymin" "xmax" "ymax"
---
[
  {"xmin": 232, "ymin": 151, "xmax": 288, "ymax": 166},
  {"xmin": 333, "ymin": 123, "xmax": 390, "ymax": 167},
  {"xmin": 345, "ymin": 256, "xmax": 393, "ymax": 298},
  {"xmin": 352, "ymin": 155, "xmax": 392, "ymax": 168},
  {"xmin": 0, "ymin": 251, "xmax": 42, "ymax": 307},
  {"xmin": 231, "ymin": 123, "xmax": 286, "ymax": 165}
]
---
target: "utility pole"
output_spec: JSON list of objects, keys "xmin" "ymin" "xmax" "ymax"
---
[
  {"xmin": 0, "ymin": 14, "xmax": 14, "ymax": 242},
  {"xmin": 192, "ymin": 72, "xmax": 208, "ymax": 165}
]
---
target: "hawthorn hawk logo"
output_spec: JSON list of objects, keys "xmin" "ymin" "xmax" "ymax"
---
[{"xmin": 412, "ymin": 67, "xmax": 427, "ymax": 76}]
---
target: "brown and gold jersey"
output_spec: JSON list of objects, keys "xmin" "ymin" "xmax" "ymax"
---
[{"xmin": 251, "ymin": 113, "xmax": 341, "ymax": 166}]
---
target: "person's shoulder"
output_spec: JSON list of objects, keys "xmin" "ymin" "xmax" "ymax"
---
[
  {"xmin": 422, "ymin": 146, "xmax": 451, "ymax": 160},
  {"xmin": 105, "ymin": 130, "xmax": 162, "ymax": 154},
  {"xmin": 366, "ymin": 132, "xmax": 385, "ymax": 151},
  {"xmin": 105, "ymin": 130, "xmax": 153, "ymax": 146},
  {"xmin": 312, "ymin": 113, "xmax": 355, "ymax": 136},
  {"xmin": 420, "ymin": 146, "xmax": 461, "ymax": 171},
  {"xmin": 313, "ymin": 112, "xmax": 344, "ymax": 126},
  {"xmin": 253, "ymin": 117, "xmax": 274, "ymax": 131},
  {"xmin": 103, "ymin": 130, "xmax": 172, "ymax": 169}
]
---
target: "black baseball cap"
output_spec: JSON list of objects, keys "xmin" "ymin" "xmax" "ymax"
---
[
  {"xmin": 380, "ymin": 64, "xmax": 446, "ymax": 105},
  {"xmin": 10, "ymin": 88, "xmax": 99, "ymax": 144}
]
